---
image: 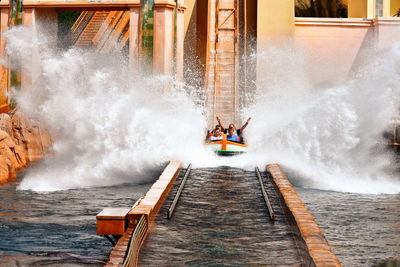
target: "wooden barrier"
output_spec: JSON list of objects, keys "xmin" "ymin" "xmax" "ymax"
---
[
  {"xmin": 102, "ymin": 160, "xmax": 182, "ymax": 267},
  {"xmin": 0, "ymin": 104, "xmax": 10, "ymax": 114},
  {"xmin": 267, "ymin": 163, "xmax": 342, "ymax": 267},
  {"xmin": 96, "ymin": 208, "xmax": 131, "ymax": 235}
]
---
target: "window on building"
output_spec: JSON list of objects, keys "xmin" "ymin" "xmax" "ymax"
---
[{"xmin": 295, "ymin": 0, "xmax": 348, "ymax": 18}]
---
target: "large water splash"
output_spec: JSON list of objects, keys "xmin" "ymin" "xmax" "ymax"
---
[
  {"xmin": 6, "ymin": 26, "xmax": 211, "ymax": 191},
  {"xmin": 241, "ymin": 45, "xmax": 400, "ymax": 194},
  {"xmin": 5, "ymin": 26, "xmax": 400, "ymax": 194}
]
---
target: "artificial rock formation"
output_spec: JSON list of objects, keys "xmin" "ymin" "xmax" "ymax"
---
[{"xmin": 0, "ymin": 112, "xmax": 52, "ymax": 184}]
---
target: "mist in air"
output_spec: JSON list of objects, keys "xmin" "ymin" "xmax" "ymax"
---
[{"xmin": 4, "ymin": 26, "xmax": 400, "ymax": 194}]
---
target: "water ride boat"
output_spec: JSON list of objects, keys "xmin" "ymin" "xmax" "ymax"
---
[{"xmin": 205, "ymin": 134, "xmax": 248, "ymax": 156}]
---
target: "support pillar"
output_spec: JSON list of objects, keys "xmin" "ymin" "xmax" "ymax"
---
[
  {"xmin": 204, "ymin": 0, "xmax": 240, "ymax": 128},
  {"xmin": 176, "ymin": 2, "xmax": 186, "ymax": 82},
  {"xmin": 348, "ymin": 0, "xmax": 376, "ymax": 18},
  {"xmin": 21, "ymin": 8, "xmax": 57, "ymax": 91},
  {"xmin": 153, "ymin": 0, "xmax": 176, "ymax": 76},
  {"xmin": 129, "ymin": 4, "xmax": 141, "ymax": 73},
  {"xmin": 382, "ymin": 0, "xmax": 400, "ymax": 16},
  {"xmin": 0, "ymin": 7, "xmax": 10, "ymax": 112},
  {"xmin": 21, "ymin": 7, "xmax": 34, "ymax": 91}
]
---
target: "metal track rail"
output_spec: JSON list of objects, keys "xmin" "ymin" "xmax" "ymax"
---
[
  {"xmin": 122, "ymin": 215, "xmax": 148, "ymax": 267},
  {"xmin": 167, "ymin": 164, "xmax": 192, "ymax": 219},
  {"xmin": 255, "ymin": 167, "xmax": 276, "ymax": 222}
]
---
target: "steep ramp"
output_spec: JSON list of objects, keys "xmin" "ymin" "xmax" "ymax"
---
[{"xmin": 138, "ymin": 167, "xmax": 308, "ymax": 266}]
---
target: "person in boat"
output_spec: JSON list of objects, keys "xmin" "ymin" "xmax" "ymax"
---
[
  {"xmin": 209, "ymin": 128, "xmax": 223, "ymax": 141},
  {"xmin": 226, "ymin": 128, "xmax": 240, "ymax": 142},
  {"xmin": 206, "ymin": 125, "xmax": 222, "ymax": 140},
  {"xmin": 216, "ymin": 116, "xmax": 251, "ymax": 137}
]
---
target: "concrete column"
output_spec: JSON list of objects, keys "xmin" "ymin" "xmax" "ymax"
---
[
  {"xmin": 382, "ymin": 0, "xmax": 400, "ymax": 16},
  {"xmin": 176, "ymin": 3, "xmax": 186, "ymax": 81},
  {"xmin": 348, "ymin": 0, "xmax": 376, "ymax": 18},
  {"xmin": 153, "ymin": 0, "xmax": 176, "ymax": 75},
  {"xmin": 0, "ymin": 7, "xmax": 9, "ymax": 111},
  {"xmin": 35, "ymin": 8, "xmax": 58, "ymax": 46},
  {"xmin": 21, "ymin": 8, "xmax": 34, "ymax": 91},
  {"xmin": 129, "ymin": 5, "xmax": 141, "ymax": 73},
  {"xmin": 21, "ymin": 8, "xmax": 57, "ymax": 91}
]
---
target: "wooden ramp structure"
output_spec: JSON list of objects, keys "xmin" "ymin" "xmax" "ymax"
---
[
  {"xmin": 205, "ymin": 0, "xmax": 240, "ymax": 128},
  {"xmin": 97, "ymin": 162, "xmax": 342, "ymax": 267},
  {"xmin": 72, "ymin": 10, "xmax": 130, "ymax": 52},
  {"xmin": 0, "ymin": 0, "xmax": 186, "ymax": 95},
  {"xmin": 138, "ymin": 167, "xmax": 307, "ymax": 266},
  {"xmin": 67, "ymin": 0, "xmax": 245, "ymax": 129}
]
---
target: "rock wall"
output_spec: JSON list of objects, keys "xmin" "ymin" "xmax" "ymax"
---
[{"xmin": 0, "ymin": 112, "xmax": 52, "ymax": 184}]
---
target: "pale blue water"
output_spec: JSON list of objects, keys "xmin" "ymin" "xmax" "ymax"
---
[
  {"xmin": 296, "ymin": 188, "xmax": 400, "ymax": 267},
  {"xmin": 0, "ymin": 180, "xmax": 151, "ymax": 266},
  {"xmin": 0, "ymin": 172, "xmax": 398, "ymax": 266}
]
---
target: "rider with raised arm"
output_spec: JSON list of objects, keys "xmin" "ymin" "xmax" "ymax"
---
[{"xmin": 216, "ymin": 116, "xmax": 251, "ymax": 137}]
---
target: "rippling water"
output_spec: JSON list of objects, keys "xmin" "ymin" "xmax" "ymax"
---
[
  {"xmin": 0, "ymin": 179, "xmax": 151, "ymax": 266},
  {"xmin": 296, "ymin": 188, "xmax": 400, "ymax": 267},
  {"xmin": 0, "ymin": 170, "xmax": 399, "ymax": 266},
  {"xmin": 139, "ymin": 167, "xmax": 310, "ymax": 266}
]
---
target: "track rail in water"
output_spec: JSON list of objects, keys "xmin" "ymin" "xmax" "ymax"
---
[
  {"xmin": 256, "ymin": 166, "xmax": 276, "ymax": 222},
  {"xmin": 138, "ymin": 166, "xmax": 310, "ymax": 266},
  {"xmin": 167, "ymin": 163, "xmax": 192, "ymax": 219}
]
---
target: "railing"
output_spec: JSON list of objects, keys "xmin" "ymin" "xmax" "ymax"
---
[
  {"xmin": 97, "ymin": 11, "xmax": 130, "ymax": 52},
  {"xmin": 255, "ymin": 167, "xmax": 276, "ymax": 222},
  {"xmin": 122, "ymin": 215, "xmax": 148, "ymax": 267},
  {"xmin": 167, "ymin": 164, "xmax": 191, "ymax": 219},
  {"xmin": 71, "ymin": 11, "xmax": 95, "ymax": 44}
]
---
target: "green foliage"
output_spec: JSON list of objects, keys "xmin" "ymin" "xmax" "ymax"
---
[
  {"xmin": 58, "ymin": 11, "xmax": 81, "ymax": 27},
  {"xmin": 9, "ymin": 98, "xmax": 18, "ymax": 111},
  {"xmin": 10, "ymin": 0, "xmax": 22, "ymax": 25},
  {"xmin": 57, "ymin": 11, "xmax": 81, "ymax": 48},
  {"xmin": 10, "ymin": 71, "xmax": 20, "ymax": 89},
  {"xmin": 141, "ymin": 0, "xmax": 154, "ymax": 71}
]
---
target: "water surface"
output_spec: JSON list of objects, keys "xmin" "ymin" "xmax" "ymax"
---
[
  {"xmin": 297, "ymin": 188, "xmax": 400, "ymax": 267},
  {"xmin": 0, "ymin": 172, "xmax": 399, "ymax": 266},
  {"xmin": 0, "ymin": 181, "xmax": 151, "ymax": 266}
]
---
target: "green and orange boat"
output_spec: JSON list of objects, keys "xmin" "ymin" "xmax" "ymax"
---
[{"xmin": 205, "ymin": 134, "xmax": 248, "ymax": 156}]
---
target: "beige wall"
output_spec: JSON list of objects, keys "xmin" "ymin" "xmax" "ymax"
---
[
  {"xmin": 383, "ymin": 0, "xmax": 400, "ymax": 16},
  {"xmin": 293, "ymin": 18, "xmax": 400, "ymax": 84},
  {"xmin": 376, "ymin": 18, "xmax": 400, "ymax": 48},
  {"xmin": 348, "ymin": 0, "xmax": 375, "ymax": 18},
  {"xmin": 391, "ymin": 0, "xmax": 400, "ymax": 15},
  {"xmin": 257, "ymin": 0, "xmax": 295, "ymax": 46},
  {"xmin": 257, "ymin": 0, "xmax": 295, "ymax": 93},
  {"xmin": 184, "ymin": 0, "xmax": 196, "ymax": 36}
]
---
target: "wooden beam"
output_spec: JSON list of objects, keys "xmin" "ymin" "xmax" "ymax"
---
[{"xmin": 0, "ymin": 8, "xmax": 9, "ymax": 108}]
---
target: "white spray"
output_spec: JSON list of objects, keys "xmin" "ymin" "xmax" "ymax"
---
[
  {"xmin": 4, "ymin": 26, "xmax": 400, "ymax": 194},
  {"xmin": 6, "ymin": 26, "xmax": 212, "ymax": 191},
  {"xmin": 242, "ymin": 45, "xmax": 400, "ymax": 194}
]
